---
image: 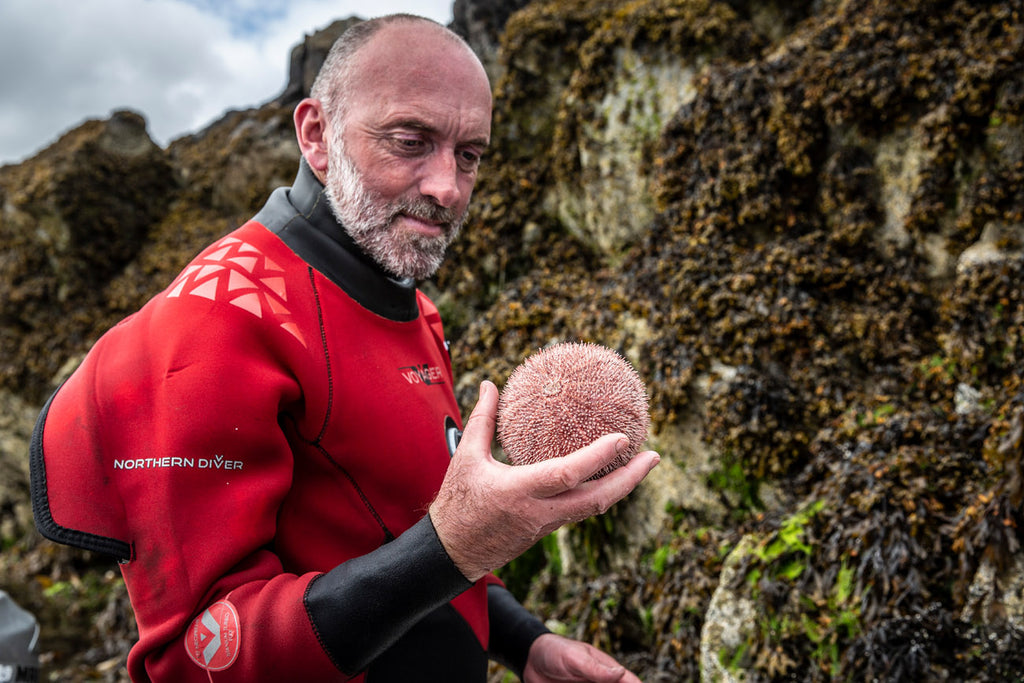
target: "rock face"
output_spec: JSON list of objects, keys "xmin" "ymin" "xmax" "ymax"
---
[
  {"xmin": 2, "ymin": 1, "xmax": 1024, "ymax": 681},
  {"xmin": 451, "ymin": 0, "xmax": 533, "ymax": 83},
  {"xmin": 272, "ymin": 18, "xmax": 360, "ymax": 107},
  {"xmin": 0, "ymin": 110, "xmax": 174, "ymax": 403}
]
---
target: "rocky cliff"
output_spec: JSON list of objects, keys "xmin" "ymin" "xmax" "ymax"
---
[{"xmin": 1, "ymin": 1, "xmax": 1022, "ymax": 681}]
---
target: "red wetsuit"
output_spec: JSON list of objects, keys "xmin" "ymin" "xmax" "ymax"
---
[{"xmin": 30, "ymin": 161, "xmax": 547, "ymax": 681}]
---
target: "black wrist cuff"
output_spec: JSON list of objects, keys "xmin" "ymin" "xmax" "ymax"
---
[
  {"xmin": 486, "ymin": 584, "xmax": 550, "ymax": 677},
  {"xmin": 304, "ymin": 515, "xmax": 472, "ymax": 675}
]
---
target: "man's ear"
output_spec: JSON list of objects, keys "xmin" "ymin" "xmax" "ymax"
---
[{"xmin": 294, "ymin": 98, "xmax": 330, "ymax": 181}]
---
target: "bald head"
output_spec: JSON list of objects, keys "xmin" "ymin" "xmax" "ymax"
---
[{"xmin": 310, "ymin": 15, "xmax": 490, "ymax": 128}]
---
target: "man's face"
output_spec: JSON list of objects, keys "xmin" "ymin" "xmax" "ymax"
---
[
  {"xmin": 325, "ymin": 130, "xmax": 464, "ymax": 281},
  {"xmin": 323, "ymin": 24, "xmax": 492, "ymax": 280}
]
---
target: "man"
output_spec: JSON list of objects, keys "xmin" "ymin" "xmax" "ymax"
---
[{"xmin": 30, "ymin": 14, "xmax": 659, "ymax": 682}]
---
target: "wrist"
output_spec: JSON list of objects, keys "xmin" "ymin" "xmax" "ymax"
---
[{"xmin": 428, "ymin": 507, "xmax": 489, "ymax": 582}]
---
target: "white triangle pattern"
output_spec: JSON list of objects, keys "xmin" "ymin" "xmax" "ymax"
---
[{"xmin": 166, "ymin": 236, "xmax": 306, "ymax": 347}]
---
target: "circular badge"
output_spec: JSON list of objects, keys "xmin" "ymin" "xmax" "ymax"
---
[
  {"xmin": 185, "ymin": 600, "xmax": 241, "ymax": 672},
  {"xmin": 444, "ymin": 415, "xmax": 462, "ymax": 456}
]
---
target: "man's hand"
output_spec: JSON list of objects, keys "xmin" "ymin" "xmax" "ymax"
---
[
  {"xmin": 523, "ymin": 633, "xmax": 640, "ymax": 683},
  {"xmin": 429, "ymin": 380, "xmax": 660, "ymax": 581}
]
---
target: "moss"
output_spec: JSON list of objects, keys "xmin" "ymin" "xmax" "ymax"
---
[{"xmin": 496, "ymin": 533, "xmax": 561, "ymax": 602}]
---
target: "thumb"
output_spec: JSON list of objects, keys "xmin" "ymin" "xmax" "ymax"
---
[
  {"xmin": 455, "ymin": 380, "xmax": 498, "ymax": 456},
  {"xmin": 573, "ymin": 654, "xmax": 629, "ymax": 683}
]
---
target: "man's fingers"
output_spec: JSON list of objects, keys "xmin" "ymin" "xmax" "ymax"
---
[
  {"xmin": 454, "ymin": 380, "xmax": 498, "ymax": 457},
  {"xmin": 527, "ymin": 433, "xmax": 629, "ymax": 497},
  {"xmin": 534, "ymin": 449, "xmax": 661, "ymax": 524}
]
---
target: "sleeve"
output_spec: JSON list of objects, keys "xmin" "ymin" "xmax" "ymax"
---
[
  {"xmin": 34, "ymin": 293, "xmax": 473, "ymax": 682},
  {"xmin": 486, "ymin": 583, "xmax": 551, "ymax": 677},
  {"xmin": 303, "ymin": 514, "xmax": 472, "ymax": 675}
]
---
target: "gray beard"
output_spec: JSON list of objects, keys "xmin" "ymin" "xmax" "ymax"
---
[{"xmin": 323, "ymin": 138, "xmax": 465, "ymax": 281}]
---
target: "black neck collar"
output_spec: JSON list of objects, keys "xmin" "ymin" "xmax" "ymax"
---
[{"xmin": 254, "ymin": 160, "xmax": 420, "ymax": 322}]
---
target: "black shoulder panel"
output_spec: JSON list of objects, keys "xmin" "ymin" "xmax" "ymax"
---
[{"xmin": 253, "ymin": 161, "xmax": 420, "ymax": 322}]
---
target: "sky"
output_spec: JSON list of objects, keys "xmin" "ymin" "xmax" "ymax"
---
[{"xmin": 0, "ymin": 0, "xmax": 455, "ymax": 166}]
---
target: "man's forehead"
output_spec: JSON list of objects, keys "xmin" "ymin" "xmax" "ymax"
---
[
  {"xmin": 357, "ymin": 22, "xmax": 479, "ymax": 72},
  {"xmin": 343, "ymin": 23, "xmax": 492, "ymax": 131}
]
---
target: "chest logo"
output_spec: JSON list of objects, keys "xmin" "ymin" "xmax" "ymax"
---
[{"xmin": 399, "ymin": 363, "xmax": 446, "ymax": 386}]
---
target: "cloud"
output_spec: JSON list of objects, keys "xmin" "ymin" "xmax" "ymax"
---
[{"xmin": 0, "ymin": 0, "xmax": 454, "ymax": 165}]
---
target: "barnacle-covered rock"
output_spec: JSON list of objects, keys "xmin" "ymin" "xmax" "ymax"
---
[
  {"xmin": 0, "ymin": 110, "xmax": 174, "ymax": 402},
  {"xmin": 550, "ymin": 0, "xmax": 765, "ymax": 254},
  {"xmin": 461, "ymin": 0, "xmax": 1024, "ymax": 680}
]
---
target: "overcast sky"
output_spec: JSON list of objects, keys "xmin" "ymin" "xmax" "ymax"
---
[{"xmin": 0, "ymin": 0, "xmax": 455, "ymax": 166}]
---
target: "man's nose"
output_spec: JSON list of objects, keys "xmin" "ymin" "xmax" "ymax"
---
[{"xmin": 418, "ymin": 152, "xmax": 461, "ymax": 209}]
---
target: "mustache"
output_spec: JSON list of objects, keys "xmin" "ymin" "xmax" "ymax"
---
[{"xmin": 393, "ymin": 198, "xmax": 461, "ymax": 228}]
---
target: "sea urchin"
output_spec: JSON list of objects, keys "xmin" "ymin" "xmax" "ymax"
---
[{"xmin": 496, "ymin": 342, "xmax": 650, "ymax": 478}]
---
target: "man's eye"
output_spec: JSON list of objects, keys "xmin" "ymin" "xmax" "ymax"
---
[
  {"xmin": 458, "ymin": 150, "xmax": 482, "ymax": 169},
  {"xmin": 390, "ymin": 136, "xmax": 424, "ymax": 152}
]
